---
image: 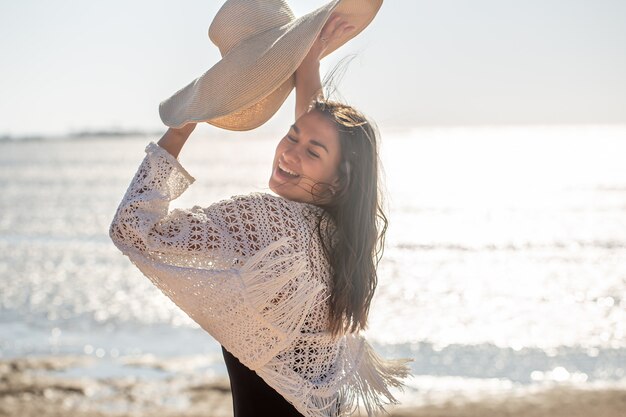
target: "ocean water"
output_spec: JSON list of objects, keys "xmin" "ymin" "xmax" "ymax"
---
[{"xmin": 1, "ymin": 125, "xmax": 625, "ymax": 403}]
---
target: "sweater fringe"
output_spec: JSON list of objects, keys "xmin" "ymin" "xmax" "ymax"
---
[
  {"xmin": 336, "ymin": 334, "xmax": 413, "ymax": 417},
  {"xmin": 257, "ymin": 332, "xmax": 414, "ymax": 417},
  {"xmin": 239, "ymin": 236, "xmax": 327, "ymax": 368},
  {"xmin": 241, "ymin": 238, "xmax": 414, "ymax": 417}
]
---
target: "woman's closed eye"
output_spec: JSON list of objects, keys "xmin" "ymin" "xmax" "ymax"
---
[{"xmin": 287, "ymin": 135, "xmax": 320, "ymax": 158}]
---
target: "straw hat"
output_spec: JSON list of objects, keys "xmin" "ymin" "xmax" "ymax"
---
[{"xmin": 158, "ymin": 0, "xmax": 383, "ymax": 131}]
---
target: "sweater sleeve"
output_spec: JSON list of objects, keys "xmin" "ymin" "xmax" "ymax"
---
[
  {"xmin": 108, "ymin": 142, "xmax": 327, "ymax": 370},
  {"xmin": 109, "ymin": 141, "xmax": 266, "ymax": 268}
]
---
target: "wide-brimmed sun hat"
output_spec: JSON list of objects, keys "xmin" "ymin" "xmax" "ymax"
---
[{"xmin": 158, "ymin": 0, "xmax": 383, "ymax": 131}]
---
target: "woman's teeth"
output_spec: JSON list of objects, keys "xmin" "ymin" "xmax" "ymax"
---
[{"xmin": 279, "ymin": 163, "xmax": 299, "ymax": 177}]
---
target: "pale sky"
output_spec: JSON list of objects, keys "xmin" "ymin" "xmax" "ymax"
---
[{"xmin": 1, "ymin": 0, "xmax": 625, "ymax": 137}]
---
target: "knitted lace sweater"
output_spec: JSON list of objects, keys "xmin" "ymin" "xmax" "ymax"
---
[{"xmin": 109, "ymin": 142, "xmax": 413, "ymax": 417}]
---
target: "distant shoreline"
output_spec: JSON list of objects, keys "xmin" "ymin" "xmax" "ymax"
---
[
  {"xmin": 0, "ymin": 130, "xmax": 163, "ymax": 142},
  {"xmin": 3, "ymin": 123, "xmax": 626, "ymax": 143}
]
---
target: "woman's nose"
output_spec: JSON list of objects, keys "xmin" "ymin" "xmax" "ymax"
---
[{"xmin": 282, "ymin": 147, "xmax": 300, "ymax": 163}]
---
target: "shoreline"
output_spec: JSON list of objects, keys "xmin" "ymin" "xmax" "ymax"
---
[{"xmin": 2, "ymin": 355, "xmax": 625, "ymax": 417}]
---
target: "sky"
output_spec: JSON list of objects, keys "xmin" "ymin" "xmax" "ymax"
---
[{"xmin": 0, "ymin": 0, "xmax": 625, "ymax": 137}]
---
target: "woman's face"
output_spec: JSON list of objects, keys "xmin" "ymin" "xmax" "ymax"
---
[{"xmin": 269, "ymin": 109, "xmax": 342, "ymax": 205}]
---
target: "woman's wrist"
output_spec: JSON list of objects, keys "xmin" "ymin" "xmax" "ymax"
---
[
  {"xmin": 170, "ymin": 122, "xmax": 196, "ymax": 138},
  {"xmin": 298, "ymin": 55, "xmax": 320, "ymax": 72},
  {"xmin": 157, "ymin": 125, "xmax": 195, "ymax": 159}
]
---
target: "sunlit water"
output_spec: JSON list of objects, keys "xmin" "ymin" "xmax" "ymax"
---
[{"xmin": 1, "ymin": 125, "xmax": 625, "ymax": 402}]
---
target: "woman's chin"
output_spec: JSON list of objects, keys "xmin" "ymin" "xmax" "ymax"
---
[
  {"xmin": 269, "ymin": 180, "xmax": 289, "ymax": 198},
  {"xmin": 268, "ymin": 183, "xmax": 301, "ymax": 202}
]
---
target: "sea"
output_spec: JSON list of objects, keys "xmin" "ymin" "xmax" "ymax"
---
[{"xmin": 1, "ymin": 124, "xmax": 625, "ymax": 406}]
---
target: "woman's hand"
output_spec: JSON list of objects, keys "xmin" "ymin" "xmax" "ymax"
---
[{"xmin": 301, "ymin": 14, "xmax": 355, "ymax": 66}]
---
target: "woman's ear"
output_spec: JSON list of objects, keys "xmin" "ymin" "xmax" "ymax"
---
[
  {"xmin": 328, "ymin": 174, "xmax": 341, "ymax": 196},
  {"xmin": 332, "ymin": 160, "xmax": 349, "ymax": 188}
]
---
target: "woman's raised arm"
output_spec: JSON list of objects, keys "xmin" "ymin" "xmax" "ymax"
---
[{"xmin": 294, "ymin": 15, "xmax": 355, "ymax": 120}]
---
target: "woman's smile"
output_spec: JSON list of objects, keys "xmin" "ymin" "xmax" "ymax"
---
[
  {"xmin": 273, "ymin": 163, "xmax": 300, "ymax": 183},
  {"xmin": 276, "ymin": 161, "xmax": 301, "ymax": 178}
]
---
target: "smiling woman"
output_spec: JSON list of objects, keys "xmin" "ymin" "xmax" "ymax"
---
[
  {"xmin": 110, "ymin": 96, "xmax": 411, "ymax": 417},
  {"xmin": 109, "ymin": 0, "xmax": 412, "ymax": 416}
]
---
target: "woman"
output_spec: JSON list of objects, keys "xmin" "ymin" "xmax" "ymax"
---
[{"xmin": 109, "ymin": 12, "xmax": 411, "ymax": 417}]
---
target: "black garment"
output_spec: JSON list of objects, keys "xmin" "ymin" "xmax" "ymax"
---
[{"xmin": 222, "ymin": 345, "xmax": 305, "ymax": 417}]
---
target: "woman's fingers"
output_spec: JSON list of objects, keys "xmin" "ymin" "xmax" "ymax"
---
[
  {"xmin": 311, "ymin": 14, "xmax": 356, "ymax": 60},
  {"xmin": 322, "ymin": 15, "xmax": 344, "ymax": 38},
  {"xmin": 321, "ymin": 15, "xmax": 355, "ymax": 44},
  {"xmin": 320, "ymin": 16, "xmax": 339, "ymax": 41},
  {"xmin": 334, "ymin": 21, "xmax": 355, "ymax": 38},
  {"xmin": 324, "ymin": 14, "xmax": 342, "ymax": 32}
]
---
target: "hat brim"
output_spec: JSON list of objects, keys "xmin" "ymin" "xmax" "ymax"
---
[{"xmin": 158, "ymin": 0, "xmax": 383, "ymax": 131}]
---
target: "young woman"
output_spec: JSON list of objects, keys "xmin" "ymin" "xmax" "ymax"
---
[{"xmin": 110, "ymin": 14, "xmax": 411, "ymax": 417}]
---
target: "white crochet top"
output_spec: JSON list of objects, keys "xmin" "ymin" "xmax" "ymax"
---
[{"xmin": 109, "ymin": 142, "xmax": 412, "ymax": 417}]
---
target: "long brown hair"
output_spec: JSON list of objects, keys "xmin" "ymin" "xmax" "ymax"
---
[{"xmin": 309, "ymin": 99, "xmax": 388, "ymax": 338}]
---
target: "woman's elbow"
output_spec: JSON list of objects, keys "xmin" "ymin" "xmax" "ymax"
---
[
  {"xmin": 109, "ymin": 215, "xmax": 134, "ymax": 253},
  {"xmin": 109, "ymin": 218, "xmax": 125, "ymax": 248}
]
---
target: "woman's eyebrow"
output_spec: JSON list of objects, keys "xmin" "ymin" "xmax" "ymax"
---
[
  {"xmin": 289, "ymin": 124, "xmax": 328, "ymax": 154},
  {"xmin": 310, "ymin": 140, "xmax": 328, "ymax": 153}
]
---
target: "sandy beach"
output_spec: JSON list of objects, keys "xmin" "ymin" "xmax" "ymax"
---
[{"xmin": 1, "ymin": 355, "xmax": 625, "ymax": 417}]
